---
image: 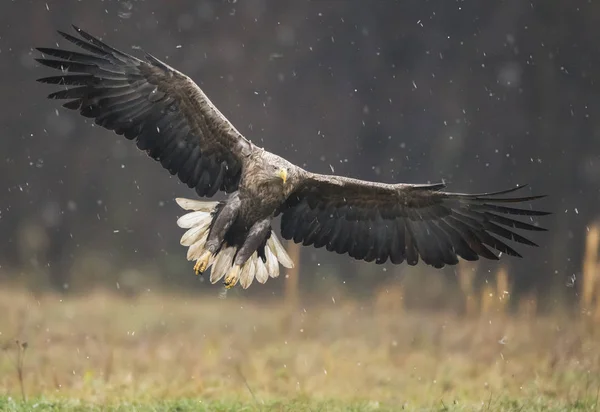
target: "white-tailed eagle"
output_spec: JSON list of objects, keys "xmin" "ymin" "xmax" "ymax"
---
[{"xmin": 36, "ymin": 26, "xmax": 549, "ymax": 289}]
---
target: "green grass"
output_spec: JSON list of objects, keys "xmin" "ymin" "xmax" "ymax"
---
[
  {"xmin": 0, "ymin": 288, "xmax": 600, "ymax": 411},
  {"xmin": 0, "ymin": 396, "xmax": 599, "ymax": 411}
]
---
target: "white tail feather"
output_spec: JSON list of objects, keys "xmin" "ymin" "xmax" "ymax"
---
[
  {"xmin": 210, "ymin": 247, "xmax": 235, "ymax": 284},
  {"xmin": 186, "ymin": 242, "xmax": 202, "ymax": 261},
  {"xmin": 177, "ymin": 211, "xmax": 212, "ymax": 229},
  {"xmin": 255, "ymin": 257, "xmax": 269, "ymax": 284},
  {"xmin": 239, "ymin": 254, "xmax": 256, "ymax": 289},
  {"xmin": 267, "ymin": 234, "xmax": 294, "ymax": 269},
  {"xmin": 180, "ymin": 221, "xmax": 211, "ymax": 247},
  {"xmin": 176, "ymin": 198, "xmax": 217, "ymax": 263},
  {"xmin": 265, "ymin": 247, "xmax": 279, "ymax": 278},
  {"xmin": 186, "ymin": 231, "xmax": 211, "ymax": 261},
  {"xmin": 175, "ymin": 198, "xmax": 219, "ymax": 212}
]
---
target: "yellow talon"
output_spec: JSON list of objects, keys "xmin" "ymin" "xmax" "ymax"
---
[
  {"xmin": 193, "ymin": 260, "xmax": 203, "ymax": 275},
  {"xmin": 193, "ymin": 251, "xmax": 211, "ymax": 275},
  {"xmin": 223, "ymin": 265, "xmax": 241, "ymax": 289}
]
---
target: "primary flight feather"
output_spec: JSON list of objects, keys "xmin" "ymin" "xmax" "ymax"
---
[{"xmin": 36, "ymin": 26, "xmax": 550, "ymax": 289}]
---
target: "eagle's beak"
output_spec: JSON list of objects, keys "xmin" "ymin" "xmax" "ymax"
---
[{"xmin": 277, "ymin": 167, "xmax": 288, "ymax": 184}]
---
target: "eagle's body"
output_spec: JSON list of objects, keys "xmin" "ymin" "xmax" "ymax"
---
[{"xmin": 36, "ymin": 26, "xmax": 550, "ymax": 289}]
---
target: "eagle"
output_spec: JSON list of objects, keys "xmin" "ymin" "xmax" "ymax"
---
[{"xmin": 35, "ymin": 26, "xmax": 549, "ymax": 289}]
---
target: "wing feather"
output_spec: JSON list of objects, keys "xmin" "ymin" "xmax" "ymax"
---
[
  {"xmin": 36, "ymin": 26, "xmax": 252, "ymax": 197},
  {"xmin": 278, "ymin": 172, "xmax": 549, "ymax": 268}
]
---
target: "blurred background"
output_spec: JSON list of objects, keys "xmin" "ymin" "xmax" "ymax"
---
[{"xmin": 1, "ymin": 1, "xmax": 599, "ymax": 312}]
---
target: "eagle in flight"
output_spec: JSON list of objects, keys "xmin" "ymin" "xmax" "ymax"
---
[{"xmin": 36, "ymin": 26, "xmax": 549, "ymax": 289}]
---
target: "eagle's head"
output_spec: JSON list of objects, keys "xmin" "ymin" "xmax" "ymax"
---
[
  {"xmin": 253, "ymin": 150, "xmax": 294, "ymax": 186},
  {"xmin": 269, "ymin": 163, "xmax": 288, "ymax": 185}
]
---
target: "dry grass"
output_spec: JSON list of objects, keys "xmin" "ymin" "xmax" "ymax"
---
[
  {"xmin": 583, "ymin": 224, "xmax": 600, "ymax": 323},
  {"xmin": 0, "ymin": 286, "xmax": 599, "ymax": 410},
  {"xmin": 1, "ymin": 226, "xmax": 600, "ymax": 410}
]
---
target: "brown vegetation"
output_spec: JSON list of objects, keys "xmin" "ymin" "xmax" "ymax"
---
[
  {"xmin": 0, "ymin": 283, "xmax": 598, "ymax": 407},
  {"xmin": 2, "ymin": 230, "xmax": 600, "ymax": 406}
]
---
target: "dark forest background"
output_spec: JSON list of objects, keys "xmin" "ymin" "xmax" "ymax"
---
[{"xmin": 0, "ymin": 0, "xmax": 598, "ymax": 309}]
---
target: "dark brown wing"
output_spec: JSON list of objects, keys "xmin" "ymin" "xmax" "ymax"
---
[
  {"xmin": 36, "ymin": 26, "xmax": 252, "ymax": 197},
  {"xmin": 278, "ymin": 173, "xmax": 549, "ymax": 268}
]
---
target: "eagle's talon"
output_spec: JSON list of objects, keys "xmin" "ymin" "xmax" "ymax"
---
[
  {"xmin": 194, "ymin": 251, "xmax": 212, "ymax": 275},
  {"xmin": 223, "ymin": 265, "xmax": 241, "ymax": 289},
  {"xmin": 193, "ymin": 260, "xmax": 204, "ymax": 275}
]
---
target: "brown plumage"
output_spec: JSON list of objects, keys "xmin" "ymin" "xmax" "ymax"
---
[{"xmin": 36, "ymin": 26, "xmax": 550, "ymax": 289}]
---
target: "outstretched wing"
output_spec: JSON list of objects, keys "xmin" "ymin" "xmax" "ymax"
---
[
  {"xmin": 36, "ymin": 26, "xmax": 252, "ymax": 197},
  {"xmin": 278, "ymin": 173, "xmax": 549, "ymax": 267}
]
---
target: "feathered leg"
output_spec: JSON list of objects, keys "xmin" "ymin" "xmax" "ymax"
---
[
  {"xmin": 176, "ymin": 193, "xmax": 294, "ymax": 289},
  {"xmin": 175, "ymin": 194, "xmax": 241, "ymax": 276}
]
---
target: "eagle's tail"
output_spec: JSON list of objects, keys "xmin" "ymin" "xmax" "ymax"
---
[{"xmin": 175, "ymin": 198, "xmax": 293, "ymax": 289}]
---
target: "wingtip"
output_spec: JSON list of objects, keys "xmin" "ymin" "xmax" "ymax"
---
[
  {"xmin": 499, "ymin": 183, "xmax": 529, "ymax": 194},
  {"xmin": 525, "ymin": 194, "xmax": 548, "ymax": 201},
  {"xmin": 57, "ymin": 30, "xmax": 70, "ymax": 40},
  {"xmin": 503, "ymin": 248, "xmax": 525, "ymax": 258},
  {"xmin": 494, "ymin": 184, "xmax": 529, "ymax": 196}
]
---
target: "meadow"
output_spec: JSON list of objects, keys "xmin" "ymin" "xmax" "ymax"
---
[
  {"xmin": 1, "ymin": 229, "xmax": 600, "ymax": 411},
  {"xmin": 0, "ymin": 286, "xmax": 599, "ymax": 411}
]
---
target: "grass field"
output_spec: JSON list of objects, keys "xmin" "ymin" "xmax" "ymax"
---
[{"xmin": 0, "ymin": 287, "xmax": 599, "ymax": 411}]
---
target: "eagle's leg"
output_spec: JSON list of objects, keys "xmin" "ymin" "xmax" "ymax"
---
[
  {"xmin": 205, "ymin": 193, "xmax": 241, "ymax": 256},
  {"xmin": 234, "ymin": 218, "xmax": 271, "ymax": 266},
  {"xmin": 224, "ymin": 218, "xmax": 271, "ymax": 288}
]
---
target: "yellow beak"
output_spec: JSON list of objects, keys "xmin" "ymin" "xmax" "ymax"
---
[{"xmin": 277, "ymin": 167, "xmax": 288, "ymax": 184}]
